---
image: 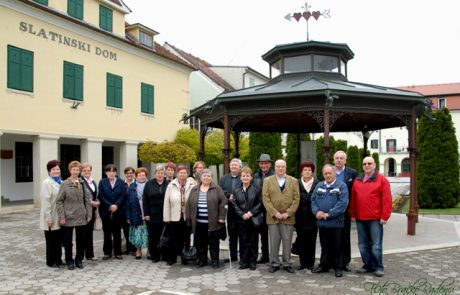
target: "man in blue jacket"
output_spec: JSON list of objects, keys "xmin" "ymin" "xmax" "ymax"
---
[{"xmin": 311, "ymin": 164, "xmax": 349, "ymax": 278}]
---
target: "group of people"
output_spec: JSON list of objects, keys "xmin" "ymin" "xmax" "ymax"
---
[{"xmin": 39, "ymin": 151, "xmax": 392, "ymax": 278}]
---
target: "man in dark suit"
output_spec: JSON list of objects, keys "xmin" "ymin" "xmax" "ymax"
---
[
  {"xmin": 219, "ymin": 158, "xmax": 243, "ymax": 263},
  {"xmin": 334, "ymin": 151, "xmax": 358, "ymax": 272}
]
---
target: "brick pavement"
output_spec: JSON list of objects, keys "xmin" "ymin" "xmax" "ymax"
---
[{"xmin": 0, "ymin": 209, "xmax": 459, "ymax": 295}]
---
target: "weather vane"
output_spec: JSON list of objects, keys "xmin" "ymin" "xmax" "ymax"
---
[{"xmin": 285, "ymin": 2, "xmax": 330, "ymax": 41}]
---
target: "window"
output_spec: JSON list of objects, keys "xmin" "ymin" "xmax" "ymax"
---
[
  {"xmin": 139, "ymin": 31, "xmax": 153, "ymax": 48},
  {"xmin": 370, "ymin": 139, "xmax": 378, "ymax": 149},
  {"xmin": 107, "ymin": 73, "xmax": 122, "ymax": 108},
  {"xmin": 313, "ymin": 55, "xmax": 339, "ymax": 72},
  {"xmin": 33, "ymin": 0, "xmax": 48, "ymax": 5},
  {"xmin": 284, "ymin": 55, "xmax": 312, "ymax": 74},
  {"xmin": 99, "ymin": 5, "xmax": 113, "ymax": 32},
  {"xmin": 60, "ymin": 145, "xmax": 81, "ymax": 178},
  {"xmin": 401, "ymin": 158, "xmax": 410, "ymax": 173},
  {"xmin": 63, "ymin": 61, "xmax": 83, "ymax": 101},
  {"xmin": 438, "ymin": 98, "xmax": 446, "ymax": 109},
  {"xmin": 386, "ymin": 139, "xmax": 396, "ymax": 153},
  {"xmin": 68, "ymin": 0, "xmax": 84, "ymax": 20},
  {"xmin": 7, "ymin": 45, "xmax": 34, "ymax": 92},
  {"xmin": 15, "ymin": 142, "xmax": 33, "ymax": 182},
  {"xmin": 249, "ymin": 77, "xmax": 256, "ymax": 87},
  {"xmin": 102, "ymin": 146, "xmax": 114, "ymax": 178},
  {"xmin": 141, "ymin": 83, "xmax": 154, "ymax": 114},
  {"xmin": 270, "ymin": 59, "xmax": 281, "ymax": 78}
]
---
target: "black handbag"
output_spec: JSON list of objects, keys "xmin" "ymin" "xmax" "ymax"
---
[
  {"xmin": 251, "ymin": 213, "xmax": 264, "ymax": 227},
  {"xmin": 182, "ymin": 246, "xmax": 198, "ymax": 261},
  {"xmin": 157, "ymin": 226, "xmax": 170, "ymax": 251},
  {"xmin": 291, "ymin": 237, "xmax": 299, "ymax": 255}
]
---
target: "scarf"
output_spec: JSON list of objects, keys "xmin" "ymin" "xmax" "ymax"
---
[
  {"xmin": 50, "ymin": 176, "xmax": 61, "ymax": 184},
  {"xmin": 301, "ymin": 177, "xmax": 314, "ymax": 193}
]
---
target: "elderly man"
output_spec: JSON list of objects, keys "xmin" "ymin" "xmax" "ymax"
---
[
  {"xmin": 333, "ymin": 151, "xmax": 357, "ymax": 271},
  {"xmin": 253, "ymin": 154, "xmax": 274, "ymax": 264},
  {"xmin": 311, "ymin": 164, "xmax": 349, "ymax": 278},
  {"xmin": 262, "ymin": 159, "xmax": 299, "ymax": 273},
  {"xmin": 350, "ymin": 157, "xmax": 392, "ymax": 277},
  {"xmin": 219, "ymin": 158, "xmax": 243, "ymax": 263}
]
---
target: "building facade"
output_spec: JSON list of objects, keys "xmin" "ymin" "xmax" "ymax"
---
[{"xmin": 0, "ymin": 0, "xmax": 193, "ymax": 207}]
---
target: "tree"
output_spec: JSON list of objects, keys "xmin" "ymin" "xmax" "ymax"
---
[
  {"xmin": 417, "ymin": 108, "xmax": 460, "ymax": 208},
  {"xmin": 204, "ymin": 129, "xmax": 225, "ymax": 166},
  {"xmin": 175, "ymin": 128, "xmax": 200, "ymax": 155},
  {"xmin": 248, "ymin": 132, "xmax": 282, "ymax": 172},
  {"xmin": 346, "ymin": 145, "xmax": 360, "ymax": 173},
  {"xmin": 315, "ymin": 136, "xmax": 346, "ymax": 179},
  {"xmin": 372, "ymin": 152, "xmax": 380, "ymax": 172},
  {"xmin": 286, "ymin": 133, "xmax": 311, "ymax": 177},
  {"xmin": 139, "ymin": 141, "xmax": 196, "ymax": 163},
  {"xmin": 238, "ymin": 134, "xmax": 250, "ymax": 163}
]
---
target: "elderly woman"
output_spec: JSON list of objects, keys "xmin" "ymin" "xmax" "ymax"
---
[
  {"xmin": 56, "ymin": 161, "xmax": 92, "ymax": 270},
  {"xmin": 190, "ymin": 161, "xmax": 206, "ymax": 184},
  {"xmin": 233, "ymin": 167, "xmax": 263, "ymax": 271},
  {"xmin": 98, "ymin": 164, "xmax": 126, "ymax": 260},
  {"xmin": 295, "ymin": 161, "xmax": 319, "ymax": 270},
  {"xmin": 126, "ymin": 167, "xmax": 149, "ymax": 259},
  {"xmin": 80, "ymin": 162, "xmax": 99, "ymax": 261},
  {"xmin": 163, "ymin": 165, "xmax": 195, "ymax": 265},
  {"xmin": 143, "ymin": 165, "xmax": 169, "ymax": 263},
  {"xmin": 40, "ymin": 160, "xmax": 63, "ymax": 268},
  {"xmin": 186, "ymin": 169, "xmax": 227, "ymax": 268},
  {"xmin": 165, "ymin": 162, "xmax": 176, "ymax": 182}
]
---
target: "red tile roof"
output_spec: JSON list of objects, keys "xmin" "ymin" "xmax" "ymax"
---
[
  {"xmin": 397, "ymin": 82, "xmax": 460, "ymax": 97},
  {"xmin": 164, "ymin": 43, "xmax": 235, "ymax": 92}
]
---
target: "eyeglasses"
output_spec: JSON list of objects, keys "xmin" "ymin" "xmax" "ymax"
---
[{"xmin": 362, "ymin": 162, "xmax": 374, "ymax": 166}]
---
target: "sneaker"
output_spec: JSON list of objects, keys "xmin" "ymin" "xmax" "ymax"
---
[{"xmin": 374, "ymin": 270, "xmax": 384, "ymax": 277}]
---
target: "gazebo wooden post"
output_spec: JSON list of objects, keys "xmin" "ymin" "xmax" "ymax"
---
[
  {"xmin": 407, "ymin": 107, "xmax": 418, "ymax": 235},
  {"xmin": 296, "ymin": 133, "xmax": 301, "ymax": 172},
  {"xmin": 233, "ymin": 131, "xmax": 240, "ymax": 159},
  {"xmin": 323, "ymin": 108, "xmax": 331, "ymax": 165},
  {"xmin": 199, "ymin": 126, "xmax": 207, "ymax": 161},
  {"xmin": 362, "ymin": 131, "xmax": 370, "ymax": 159},
  {"xmin": 223, "ymin": 111, "xmax": 231, "ymax": 174}
]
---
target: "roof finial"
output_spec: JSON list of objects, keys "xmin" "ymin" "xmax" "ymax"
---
[{"xmin": 285, "ymin": 2, "xmax": 331, "ymax": 41}]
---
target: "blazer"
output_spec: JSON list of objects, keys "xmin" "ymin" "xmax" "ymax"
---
[
  {"xmin": 232, "ymin": 183, "xmax": 263, "ymax": 226},
  {"xmin": 295, "ymin": 178, "xmax": 319, "ymax": 231},
  {"xmin": 262, "ymin": 175, "xmax": 300, "ymax": 225},
  {"xmin": 39, "ymin": 177, "xmax": 61, "ymax": 231},
  {"xmin": 219, "ymin": 173, "xmax": 242, "ymax": 227},
  {"xmin": 125, "ymin": 181, "xmax": 145, "ymax": 226},
  {"xmin": 163, "ymin": 178, "xmax": 195, "ymax": 222},
  {"xmin": 56, "ymin": 178, "xmax": 92, "ymax": 227},
  {"xmin": 142, "ymin": 178, "xmax": 169, "ymax": 223},
  {"xmin": 97, "ymin": 177, "xmax": 126, "ymax": 217},
  {"xmin": 81, "ymin": 177, "xmax": 98, "ymax": 219},
  {"xmin": 186, "ymin": 182, "xmax": 227, "ymax": 233}
]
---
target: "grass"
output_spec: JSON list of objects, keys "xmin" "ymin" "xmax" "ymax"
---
[{"xmin": 401, "ymin": 200, "xmax": 460, "ymax": 215}]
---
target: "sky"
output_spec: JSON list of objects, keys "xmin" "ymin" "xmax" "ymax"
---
[{"xmin": 124, "ymin": 0, "xmax": 460, "ymax": 87}]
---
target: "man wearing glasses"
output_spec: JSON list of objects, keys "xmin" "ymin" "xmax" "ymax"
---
[{"xmin": 349, "ymin": 157, "xmax": 392, "ymax": 277}]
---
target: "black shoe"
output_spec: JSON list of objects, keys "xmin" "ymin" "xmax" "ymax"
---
[
  {"xmin": 135, "ymin": 255, "xmax": 142, "ymax": 260},
  {"xmin": 257, "ymin": 256, "xmax": 269, "ymax": 264},
  {"xmin": 224, "ymin": 258, "xmax": 238, "ymax": 263},
  {"xmin": 199, "ymin": 260, "xmax": 208, "ymax": 267},
  {"xmin": 212, "ymin": 262, "xmax": 220, "ymax": 269},
  {"xmin": 167, "ymin": 260, "xmax": 176, "ymax": 266},
  {"xmin": 67, "ymin": 263, "xmax": 75, "ymax": 270},
  {"xmin": 115, "ymin": 255, "xmax": 123, "ymax": 260},
  {"xmin": 102, "ymin": 255, "xmax": 112, "ymax": 260},
  {"xmin": 311, "ymin": 266, "xmax": 328, "ymax": 273},
  {"xmin": 269, "ymin": 266, "xmax": 280, "ymax": 273},
  {"xmin": 47, "ymin": 263, "xmax": 59, "ymax": 269},
  {"xmin": 239, "ymin": 264, "xmax": 249, "ymax": 270},
  {"xmin": 298, "ymin": 264, "xmax": 307, "ymax": 270},
  {"xmin": 335, "ymin": 269, "xmax": 343, "ymax": 278},
  {"xmin": 283, "ymin": 266, "xmax": 295, "ymax": 273},
  {"xmin": 75, "ymin": 261, "xmax": 84, "ymax": 269},
  {"xmin": 249, "ymin": 264, "xmax": 256, "ymax": 271},
  {"xmin": 343, "ymin": 264, "xmax": 351, "ymax": 272},
  {"xmin": 152, "ymin": 258, "xmax": 160, "ymax": 263}
]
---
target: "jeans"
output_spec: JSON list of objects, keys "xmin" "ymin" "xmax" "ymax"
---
[{"xmin": 356, "ymin": 220, "xmax": 384, "ymax": 271}]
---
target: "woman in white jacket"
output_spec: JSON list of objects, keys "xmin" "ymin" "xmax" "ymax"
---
[
  {"xmin": 163, "ymin": 165, "xmax": 195, "ymax": 265},
  {"xmin": 39, "ymin": 160, "xmax": 63, "ymax": 268}
]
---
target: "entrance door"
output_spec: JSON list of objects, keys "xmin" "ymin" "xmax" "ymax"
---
[
  {"xmin": 102, "ymin": 146, "xmax": 114, "ymax": 178},
  {"xmin": 60, "ymin": 144, "xmax": 81, "ymax": 178},
  {"xmin": 388, "ymin": 158, "xmax": 396, "ymax": 177}
]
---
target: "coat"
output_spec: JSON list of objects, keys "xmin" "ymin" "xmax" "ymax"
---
[
  {"xmin": 39, "ymin": 177, "xmax": 61, "ymax": 231},
  {"xmin": 219, "ymin": 173, "xmax": 242, "ymax": 228},
  {"xmin": 56, "ymin": 178, "xmax": 92, "ymax": 227},
  {"xmin": 186, "ymin": 182, "xmax": 227, "ymax": 233},
  {"xmin": 232, "ymin": 183, "xmax": 263, "ymax": 226},
  {"xmin": 295, "ymin": 178, "xmax": 319, "ymax": 231},
  {"xmin": 125, "ymin": 181, "xmax": 145, "ymax": 226},
  {"xmin": 262, "ymin": 175, "xmax": 300, "ymax": 225},
  {"xmin": 81, "ymin": 177, "xmax": 98, "ymax": 220},
  {"xmin": 163, "ymin": 178, "xmax": 194, "ymax": 222},
  {"xmin": 142, "ymin": 178, "xmax": 169, "ymax": 223},
  {"xmin": 311, "ymin": 179, "xmax": 349, "ymax": 228},
  {"xmin": 97, "ymin": 177, "xmax": 126, "ymax": 217},
  {"xmin": 349, "ymin": 171, "xmax": 392, "ymax": 221}
]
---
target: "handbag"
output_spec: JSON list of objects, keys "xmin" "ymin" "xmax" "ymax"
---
[
  {"xmin": 157, "ymin": 226, "xmax": 170, "ymax": 251},
  {"xmin": 251, "ymin": 213, "xmax": 264, "ymax": 227},
  {"xmin": 94, "ymin": 209, "xmax": 102, "ymax": 231},
  {"xmin": 291, "ymin": 237, "xmax": 299, "ymax": 255},
  {"xmin": 182, "ymin": 246, "xmax": 198, "ymax": 261}
]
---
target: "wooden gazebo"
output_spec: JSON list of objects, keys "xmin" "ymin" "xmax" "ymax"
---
[{"xmin": 188, "ymin": 41, "xmax": 431, "ymax": 235}]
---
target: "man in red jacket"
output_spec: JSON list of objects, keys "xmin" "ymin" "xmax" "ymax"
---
[{"xmin": 349, "ymin": 157, "xmax": 392, "ymax": 277}]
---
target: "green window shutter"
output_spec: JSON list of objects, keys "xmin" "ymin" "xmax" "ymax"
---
[
  {"xmin": 68, "ymin": 0, "xmax": 83, "ymax": 20},
  {"xmin": 150, "ymin": 85, "xmax": 155, "ymax": 114},
  {"xmin": 33, "ymin": 0, "xmax": 48, "ymax": 5},
  {"xmin": 107, "ymin": 73, "xmax": 122, "ymax": 108},
  {"xmin": 141, "ymin": 83, "xmax": 154, "ymax": 114},
  {"xmin": 99, "ymin": 5, "xmax": 113, "ymax": 32},
  {"xmin": 8, "ymin": 45, "xmax": 33, "ymax": 92},
  {"xmin": 63, "ymin": 61, "xmax": 83, "ymax": 101}
]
